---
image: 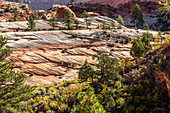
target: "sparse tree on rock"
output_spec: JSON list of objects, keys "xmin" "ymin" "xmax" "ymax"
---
[
  {"xmin": 49, "ymin": 13, "xmax": 57, "ymax": 30},
  {"xmin": 60, "ymin": 2, "xmax": 63, "ymax": 6},
  {"xmin": 144, "ymin": 23, "xmax": 149, "ymax": 30},
  {"xmin": 111, "ymin": 19, "xmax": 116, "ymax": 28},
  {"xmin": 131, "ymin": 4, "xmax": 144, "ymax": 29},
  {"xmin": 13, "ymin": 8, "xmax": 18, "ymax": 21},
  {"xmin": 0, "ymin": 35, "xmax": 32, "ymax": 112},
  {"xmin": 130, "ymin": 37, "xmax": 145, "ymax": 57},
  {"xmin": 64, "ymin": 10, "xmax": 74, "ymax": 30},
  {"xmin": 79, "ymin": 60, "xmax": 95, "ymax": 82},
  {"xmin": 82, "ymin": 10, "xmax": 92, "ymax": 29},
  {"xmin": 74, "ymin": 19, "xmax": 79, "ymax": 29},
  {"xmin": 28, "ymin": 14, "xmax": 35, "ymax": 30},
  {"xmin": 130, "ymin": 33, "xmax": 152, "ymax": 57},
  {"xmin": 117, "ymin": 15, "xmax": 125, "ymax": 26}
]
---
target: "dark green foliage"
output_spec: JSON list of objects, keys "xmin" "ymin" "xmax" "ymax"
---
[
  {"xmin": 111, "ymin": 19, "xmax": 116, "ymax": 28},
  {"xmin": 82, "ymin": 10, "xmax": 92, "ymax": 29},
  {"xmin": 78, "ymin": 53, "xmax": 124, "ymax": 112},
  {"xmin": 130, "ymin": 33, "xmax": 152, "ymax": 57},
  {"xmin": 79, "ymin": 60, "xmax": 95, "ymax": 82},
  {"xmin": 5, "ymin": 5, "xmax": 10, "ymax": 12},
  {"xmin": 71, "ymin": 86, "xmax": 106, "ymax": 113},
  {"xmin": 28, "ymin": 14, "xmax": 36, "ymax": 30},
  {"xmin": 92, "ymin": 52, "xmax": 122, "ymax": 86},
  {"xmin": 42, "ymin": 14, "xmax": 47, "ymax": 20},
  {"xmin": 64, "ymin": 10, "xmax": 74, "ymax": 30},
  {"xmin": 49, "ymin": 13, "xmax": 57, "ymax": 29},
  {"xmin": 74, "ymin": 19, "xmax": 79, "ymax": 29},
  {"xmin": 131, "ymin": 4, "xmax": 144, "ymax": 29},
  {"xmin": 144, "ymin": 23, "xmax": 149, "ymax": 30},
  {"xmin": 13, "ymin": 8, "xmax": 18, "ymax": 21},
  {"xmin": 60, "ymin": 2, "xmax": 63, "ymax": 5},
  {"xmin": 120, "ymin": 60, "xmax": 169, "ymax": 113},
  {"xmin": 0, "ymin": 35, "xmax": 32, "ymax": 112},
  {"xmin": 117, "ymin": 15, "xmax": 125, "ymax": 25}
]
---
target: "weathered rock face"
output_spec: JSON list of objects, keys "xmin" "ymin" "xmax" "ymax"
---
[
  {"xmin": 2, "ymin": 28, "xmax": 142, "ymax": 85},
  {"xmin": 0, "ymin": 1, "xmax": 34, "ymax": 21},
  {"xmin": 2, "ymin": 26, "xmax": 158, "ymax": 85},
  {"xmin": 86, "ymin": 0, "xmax": 159, "ymax": 8},
  {"xmin": 45, "ymin": 5, "xmax": 77, "ymax": 19},
  {"xmin": 18, "ymin": 0, "xmax": 159, "ymax": 10}
]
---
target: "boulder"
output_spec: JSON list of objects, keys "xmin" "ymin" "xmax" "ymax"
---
[{"xmin": 51, "ymin": 5, "xmax": 77, "ymax": 19}]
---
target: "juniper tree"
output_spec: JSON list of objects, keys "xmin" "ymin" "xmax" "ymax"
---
[
  {"xmin": 74, "ymin": 19, "xmax": 79, "ymax": 29},
  {"xmin": 28, "ymin": 14, "xmax": 35, "ymax": 30},
  {"xmin": 111, "ymin": 19, "xmax": 116, "ymax": 28},
  {"xmin": 144, "ymin": 23, "xmax": 149, "ymax": 30},
  {"xmin": 82, "ymin": 10, "xmax": 92, "ymax": 29},
  {"xmin": 131, "ymin": 4, "xmax": 144, "ymax": 29},
  {"xmin": 13, "ymin": 8, "xmax": 18, "ymax": 21},
  {"xmin": 79, "ymin": 60, "xmax": 95, "ymax": 82},
  {"xmin": 130, "ymin": 33, "xmax": 152, "ymax": 57},
  {"xmin": 117, "ymin": 15, "xmax": 125, "ymax": 25},
  {"xmin": 49, "ymin": 13, "xmax": 57, "ymax": 29},
  {"xmin": 0, "ymin": 35, "xmax": 32, "ymax": 112},
  {"xmin": 64, "ymin": 10, "xmax": 74, "ymax": 30}
]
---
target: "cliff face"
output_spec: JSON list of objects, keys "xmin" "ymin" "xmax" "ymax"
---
[
  {"xmin": 19, "ymin": 0, "xmax": 159, "ymax": 10},
  {"xmin": 86, "ymin": 0, "xmax": 159, "ymax": 8}
]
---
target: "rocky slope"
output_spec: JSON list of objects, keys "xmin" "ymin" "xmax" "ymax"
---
[
  {"xmin": 2, "ymin": 28, "xmax": 151, "ymax": 85},
  {"xmin": 0, "ymin": 1, "xmax": 35, "ymax": 21}
]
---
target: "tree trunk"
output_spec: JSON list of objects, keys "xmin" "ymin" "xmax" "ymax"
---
[{"xmin": 135, "ymin": 20, "xmax": 137, "ymax": 30}]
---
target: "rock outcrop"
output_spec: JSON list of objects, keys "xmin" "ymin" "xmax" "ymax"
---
[
  {"xmin": 45, "ymin": 5, "xmax": 77, "ymax": 19},
  {"xmin": 0, "ymin": 1, "xmax": 35, "ymax": 21},
  {"xmin": 2, "ymin": 28, "xmax": 145, "ymax": 85}
]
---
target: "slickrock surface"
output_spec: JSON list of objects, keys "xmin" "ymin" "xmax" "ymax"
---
[{"xmin": 2, "ymin": 29, "xmax": 139, "ymax": 85}]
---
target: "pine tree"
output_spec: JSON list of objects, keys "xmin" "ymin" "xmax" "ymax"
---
[
  {"xmin": 49, "ymin": 13, "xmax": 57, "ymax": 30},
  {"xmin": 131, "ymin": 4, "xmax": 144, "ymax": 29},
  {"xmin": 117, "ymin": 15, "xmax": 125, "ymax": 25},
  {"xmin": 60, "ymin": 2, "xmax": 63, "ymax": 6},
  {"xmin": 79, "ymin": 60, "xmax": 95, "ymax": 82},
  {"xmin": 157, "ymin": 0, "xmax": 170, "ymax": 20},
  {"xmin": 74, "ymin": 19, "xmax": 79, "ymax": 29},
  {"xmin": 82, "ymin": 10, "xmax": 92, "ymax": 29},
  {"xmin": 28, "ymin": 14, "xmax": 35, "ymax": 30},
  {"xmin": 0, "ymin": 35, "xmax": 32, "ymax": 112},
  {"xmin": 13, "ymin": 8, "xmax": 18, "ymax": 21},
  {"xmin": 144, "ymin": 23, "xmax": 149, "ymax": 30},
  {"xmin": 130, "ymin": 33, "xmax": 152, "ymax": 58},
  {"xmin": 111, "ymin": 19, "xmax": 116, "ymax": 28},
  {"xmin": 64, "ymin": 10, "xmax": 74, "ymax": 30}
]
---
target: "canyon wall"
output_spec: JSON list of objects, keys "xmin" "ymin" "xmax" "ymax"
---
[
  {"xmin": 19, "ymin": 0, "xmax": 159, "ymax": 10},
  {"xmin": 86, "ymin": 0, "xmax": 159, "ymax": 8}
]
